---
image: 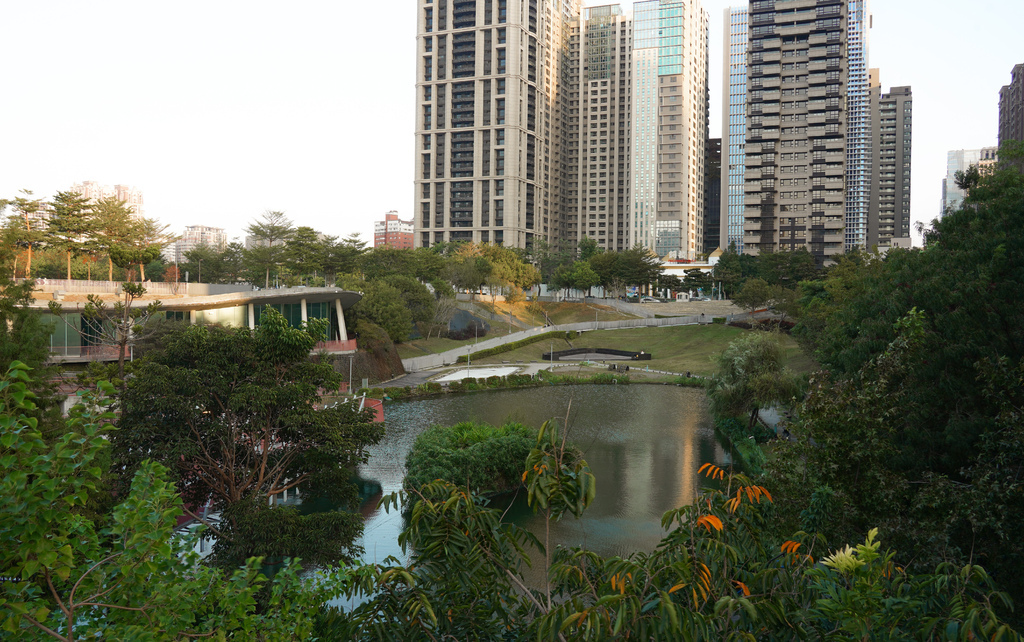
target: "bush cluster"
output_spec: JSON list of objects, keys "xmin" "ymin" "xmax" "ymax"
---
[
  {"xmin": 713, "ymin": 416, "xmax": 770, "ymax": 475},
  {"xmin": 404, "ymin": 421, "xmax": 537, "ymax": 495}
]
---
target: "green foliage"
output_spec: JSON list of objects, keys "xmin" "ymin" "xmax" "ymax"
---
[
  {"xmin": 382, "ymin": 274, "xmax": 435, "ymax": 325},
  {"xmin": 405, "ymin": 421, "xmax": 537, "ymax": 495},
  {"xmin": 0, "ymin": 362, "xmax": 355, "ymax": 640},
  {"xmin": 113, "ymin": 308, "xmax": 383, "ymax": 570},
  {"xmin": 353, "ymin": 280, "xmax": 414, "ymax": 343},
  {"xmin": 242, "ymin": 210, "xmax": 294, "ymax": 288},
  {"xmin": 707, "ymin": 331, "xmax": 803, "ymax": 431},
  {"xmin": 713, "ymin": 416, "xmax": 769, "ymax": 475},
  {"xmin": 315, "ymin": 460, "xmax": 1019, "ymax": 640}
]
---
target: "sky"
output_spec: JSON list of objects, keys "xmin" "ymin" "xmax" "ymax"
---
[{"xmin": 1, "ymin": 1, "xmax": 1021, "ymax": 247}]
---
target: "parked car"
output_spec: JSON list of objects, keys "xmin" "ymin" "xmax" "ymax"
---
[{"xmin": 640, "ymin": 296, "xmax": 659, "ymax": 303}]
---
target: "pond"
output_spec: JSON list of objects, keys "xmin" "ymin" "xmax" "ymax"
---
[{"xmin": 353, "ymin": 384, "xmax": 731, "ymax": 568}]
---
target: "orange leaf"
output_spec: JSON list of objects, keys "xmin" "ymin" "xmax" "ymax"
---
[
  {"xmin": 698, "ymin": 463, "xmax": 712, "ymax": 474},
  {"xmin": 733, "ymin": 580, "xmax": 751, "ymax": 596},
  {"xmin": 760, "ymin": 486, "xmax": 773, "ymax": 502},
  {"xmin": 669, "ymin": 583, "xmax": 684, "ymax": 594}
]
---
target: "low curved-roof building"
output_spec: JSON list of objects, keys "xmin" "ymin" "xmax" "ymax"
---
[{"xmin": 30, "ymin": 282, "xmax": 361, "ymax": 362}]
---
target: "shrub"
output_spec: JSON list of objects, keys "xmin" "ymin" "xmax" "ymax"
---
[
  {"xmin": 404, "ymin": 421, "xmax": 537, "ymax": 495},
  {"xmin": 712, "ymin": 317, "xmax": 726, "ymax": 324}
]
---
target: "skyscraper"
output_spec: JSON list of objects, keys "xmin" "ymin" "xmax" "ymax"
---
[
  {"xmin": 742, "ymin": 0, "xmax": 848, "ymax": 264},
  {"xmin": 844, "ymin": 0, "xmax": 871, "ymax": 251},
  {"xmin": 720, "ymin": 6, "xmax": 748, "ymax": 253},
  {"xmin": 867, "ymin": 75, "xmax": 911, "ymax": 248},
  {"xmin": 941, "ymin": 147, "xmax": 998, "ymax": 214},
  {"xmin": 574, "ymin": 5, "xmax": 633, "ymax": 252},
  {"xmin": 415, "ymin": 0, "xmax": 581, "ymax": 250},
  {"xmin": 999, "ymin": 63, "xmax": 1024, "ymax": 147},
  {"xmin": 414, "ymin": 0, "xmax": 707, "ymax": 258},
  {"xmin": 70, "ymin": 181, "xmax": 145, "ymax": 218},
  {"xmin": 632, "ymin": 0, "xmax": 708, "ymax": 259}
]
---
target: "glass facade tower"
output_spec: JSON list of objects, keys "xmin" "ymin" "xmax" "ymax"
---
[
  {"xmin": 721, "ymin": 6, "xmax": 748, "ymax": 252},
  {"xmin": 844, "ymin": 0, "xmax": 870, "ymax": 251}
]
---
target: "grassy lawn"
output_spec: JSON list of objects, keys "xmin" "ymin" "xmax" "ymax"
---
[
  {"xmin": 470, "ymin": 324, "xmax": 817, "ymax": 376},
  {"xmin": 396, "ymin": 335, "xmax": 478, "ymax": 360}
]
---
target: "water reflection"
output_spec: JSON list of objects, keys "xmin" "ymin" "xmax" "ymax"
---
[{"xmin": 353, "ymin": 385, "xmax": 728, "ymax": 566}]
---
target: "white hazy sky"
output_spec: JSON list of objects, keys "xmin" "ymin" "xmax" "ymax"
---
[{"xmin": 1, "ymin": 1, "xmax": 1021, "ymax": 246}]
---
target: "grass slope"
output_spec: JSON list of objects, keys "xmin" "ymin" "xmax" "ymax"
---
[{"xmin": 471, "ymin": 324, "xmax": 817, "ymax": 376}]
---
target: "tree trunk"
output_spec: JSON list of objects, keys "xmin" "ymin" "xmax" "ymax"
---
[
  {"xmin": 265, "ymin": 267, "xmax": 270, "ymax": 289},
  {"xmin": 139, "ymin": 262, "xmax": 146, "ymax": 281},
  {"xmin": 25, "ymin": 246, "xmax": 32, "ymax": 279},
  {"xmin": 748, "ymin": 407, "xmax": 760, "ymax": 431},
  {"xmin": 108, "ymin": 257, "xmax": 113, "ymax": 281}
]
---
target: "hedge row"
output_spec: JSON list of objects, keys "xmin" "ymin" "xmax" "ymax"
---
[{"xmin": 455, "ymin": 331, "xmax": 571, "ymax": 363}]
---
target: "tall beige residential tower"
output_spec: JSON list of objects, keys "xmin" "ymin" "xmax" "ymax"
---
[
  {"xmin": 867, "ymin": 74, "xmax": 912, "ymax": 248},
  {"xmin": 571, "ymin": 5, "xmax": 633, "ymax": 252},
  {"xmin": 414, "ymin": 0, "xmax": 708, "ymax": 258},
  {"xmin": 415, "ymin": 0, "xmax": 581, "ymax": 250}
]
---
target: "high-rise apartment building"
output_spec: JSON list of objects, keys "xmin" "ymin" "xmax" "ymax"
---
[
  {"xmin": 631, "ymin": 0, "xmax": 708, "ymax": 259},
  {"xmin": 163, "ymin": 225, "xmax": 227, "ymax": 264},
  {"xmin": 573, "ymin": 5, "xmax": 633, "ymax": 252},
  {"xmin": 70, "ymin": 181, "xmax": 144, "ymax": 218},
  {"xmin": 844, "ymin": 0, "xmax": 870, "ymax": 251},
  {"xmin": 720, "ymin": 6, "xmax": 748, "ymax": 253},
  {"xmin": 999, "ymin": 63, "xmax": 1024, "ymax": 146},
  {"xmin": 413, "ymin": 0, "xmax": 707, "ymax": 259},
  {"xmin": 742, "ymin": 0, "xmax": 848, "ymax": 264},
  {"xmin": 867, "ymin": 76, "xmax": 911, "ymax": 248},
  {"xmin": 374, "ymin": 211, "xmax": 415, "ymax": 248},
  {"xmin": 703, "ymin": 137, "xmax": 721, "ymax": 254},
  {"xmin": 941, "ymin": 147, "xmax": 998, "ymax": 214},
  {"xmin": 415, "ymin": 0, "xmax": 581, "ymax": 250}
]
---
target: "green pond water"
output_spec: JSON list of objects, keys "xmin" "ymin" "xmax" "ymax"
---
[{"xmin": 352, "ymin": 384, "xmax": 732, "ymax": 568}]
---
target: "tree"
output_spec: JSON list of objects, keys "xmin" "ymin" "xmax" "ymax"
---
[
  {"xmin": 682, "ymin": 268, "xmax": 712, "ymax": 296},
  {"xmin": 568, "ymin": 261, "xmax": 600, "ymax": 297},
  {"xmin": 577, "ymin": 236, "xmax": 600, "ymax": 262},
  {"xmin": 360, "ymin": 246, "xmax": 417, "ymax": 281},
  {"xmin": 49, "ymin": 283, "xmax": 162, "ymax": 385},
  {"xmin": 383, "ymin": 274, "xmax": 435, "ymax": 326},
  {"xmin": 757, "ymin": 247, "xmax": 818, "ymax": 286},
  {"xmin": 243, "ymin": 210, "xmax": 293, "ymax": 288},
  {"xmin": 47, "ymin": 191, "xmax": 95, "ymax": 280},
  {"xmin": 5, "ymin": 190, "xmax": 47, "ymax": 279},
  {"xmin": 323, "ymin": 233, "xmax": 366, "ymax": 283},
  {"xmin": 0, "ymin": 362, "xmax": 357, "ymax": 640},
  {"xmin": 90, "ymin": 196, "xmax": 136, "ymax": 281},
  {"xmin": 283, "ymin": 226, "xmax": 328, "ymax": 283},
  {"xmin": 113, "ymin": 310, "xmax": 383, "ymax": 570},
  {"xmin": 707, "ymin": 331, "xmax": 803, "ymax": 430},
  {"xmin": 713, "ymin": 242, "xmax": 759, "ymax": 298},
  {"xmin": 0, "ymin": 232, "xmax": 61, "ymax": 436},
  {"xmin": 353, "ymin": 280, "xmax": 414, "ymax": 343}
]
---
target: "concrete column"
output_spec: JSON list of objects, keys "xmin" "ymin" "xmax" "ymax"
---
[
  {"xmin": 189, "ymin": 310, "xmax": 197, "ymax": 324},
  {"xmin": 247, "ymin": 303, "xmax": 255, "ymax": 329},
  {"xmin": 335, "ymin": 298, "xmax": 348, "ymax": 341},
  {"xmin": 300, "ymin": 298, "xmax": 308, "ymax": 323}
]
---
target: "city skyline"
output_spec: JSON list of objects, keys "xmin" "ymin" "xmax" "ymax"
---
[{"xmin": 1, "ymin": 1, "xmax": 1021, "ymax": 248}]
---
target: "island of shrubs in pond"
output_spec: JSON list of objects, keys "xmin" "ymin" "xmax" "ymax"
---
[{"xmin": 404, "ymin": 421, "xmax": 538, "ymax": 496}]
